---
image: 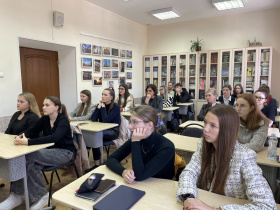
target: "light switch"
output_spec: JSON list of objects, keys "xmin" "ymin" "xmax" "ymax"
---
[{"xmin": 0, "ymin": 72, "xmax": 3, "ymax": 78}]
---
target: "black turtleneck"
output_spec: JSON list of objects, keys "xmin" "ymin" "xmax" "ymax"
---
[{"xmin": 106, "ymin": 131, "xmax": 175, "ymax": 181}]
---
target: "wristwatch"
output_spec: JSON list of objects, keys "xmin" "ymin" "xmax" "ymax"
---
[{"xmin": 181, "ymin": 193, "xmax": 195, "ymax": 202}]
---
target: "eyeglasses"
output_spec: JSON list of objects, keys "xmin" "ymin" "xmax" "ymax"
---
[
  {"xmin": 255, "ymin": 96, "xmax": 265, "ymax": 100},
  {"xmin": 128, "ymin": 120, "xmax": 144, "ymax": 126},
  {"xmin": 235, "ymin": 104, "xmax": 248, "ymax": 109},
  {"xmin": 118, "ymin": 88, "xmax": 125, "ymax": 91}
]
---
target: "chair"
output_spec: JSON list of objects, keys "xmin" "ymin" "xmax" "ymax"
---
[
  {"xmin": 180, "ymin": 123, "xmax": 204, "ymax": 138},
  {"xmin": 42, "ymin": 133, "xmax": 80, "ymax": 207}
]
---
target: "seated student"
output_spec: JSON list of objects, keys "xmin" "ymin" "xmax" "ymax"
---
[
  {"xmin": 232, "ymin": 84, "xmax": 244, "ymax": 98},
  {"xmin": 0, "ymin": 96, "xmax": 74, "ymax": 210},
  {"xmin": 197, "ymin": 88, "xmax": 220, "ymax": 121},
  {"xmin": 167, "ymin": 82, "xmax": 175, "ymax": 98},
  {"xmin": 115, "ymin": 84, "xmax": 134, "ymax": 112},
  {"xmin": 177, "ymin": 104, "xmax": 276, "ymax": 210},
  {"xmin": 5, "ymin": 92, "xmax": 41, "ymax": 136},
  {"xmin": 258, "ymin": 84, "xmax": 277, "ymax": 117},
  {"xmin": 236, "ymin": 93, "xmax": 269, "ymax": 152},
  {"xmin": 159, "ymin": 85, "xmax": 173, "ymax": 108},
  {"xmin": 141, "ymin": 84, "xmax": 163, "ymax": 113},
  {"xmin": 255, "ymin": 89, "xmax": 274, "ymax": 127},
  {"xmin": 173, "ymin": 83, "xmax": 190, "ymax": 105},
  {"xmin": 218, "ymin": 84, "xmax": 236, "ymax": 106},
  {"xmin": 106, "ymin": 105, "xmax": 175, "ymax": 183},
  {"xmin": 68, "ymin": 90, "xmax": 96, "ymax": 121},
  {"xmin": 91, "ymin": 88, "xmax": 121, "ymax": 166}
]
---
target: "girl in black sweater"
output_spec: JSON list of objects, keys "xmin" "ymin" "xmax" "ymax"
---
[
  {"xmin": 0, "ymin": 96, "xmax": 74, "ymax": 210},
  {"xmin": 106, "ymin": 105, "xmax": 175, "ymax": 183}
]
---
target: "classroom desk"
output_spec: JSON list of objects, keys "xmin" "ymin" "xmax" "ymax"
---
[
  {"xmin": 162, "ymin": 106, "xmax": 179, "ymax": 121},
  {"xmin": 121, "ymin": 111, "xmax": 131, "ymax": 117},
  {"xmin": 71, "ymin": 121, "xmax": 118, "ymax": 163},
  {"xmin": 179, "ymin": 120, "xmax": 204, "ymax": 128},
  {"xmin": 0, "ymin": 133, "xmax": 54, "ymax": 210},
  {"xmin": 53, "ymin": 165, "xmax": 268, "ymax": 210},
  {"xmin": 176, "ymin": 102, "xmax": 193, "ymax": 115}
]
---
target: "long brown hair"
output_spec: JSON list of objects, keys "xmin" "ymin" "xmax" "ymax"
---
[
  {"xmin": 77, "ymin": 90, "xmax": 92, "ymax": 116},
  {"xmin": 198, "ymin": 104, "xmax": 239, "ymax": 195},
  {"xmin": 237, "ymin": 93, "xmax": 269, "ymax": 130},
  {"xmin": 118, "ymin": 84, "xmax": 130, "ymax": 108},
  {"xmin": 19, "ymin": 92, "xmax": 41, "ymax": 118},
  {"xmin": 233, "ymin": 84, "xmax": 244, "ymax": 96},
  {"xmin": 104, "ymin": 88, "xmax": 115, "ymax": 113},
  {"xmin": 45, "ymin": 96, "xmax": 67, "ymax": 117}
]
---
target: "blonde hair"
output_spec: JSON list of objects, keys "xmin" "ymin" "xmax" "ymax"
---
[{"xmin": 19, "ymin": 92, "xmax": 41, "ymax": 117}]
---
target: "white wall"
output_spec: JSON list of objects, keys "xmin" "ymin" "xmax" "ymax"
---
[
  {"xmin": 147, "ymin": 8, "xmax": 280, "ymax": 100},
  {"xmin": 0, "ymin": 0, "xmax": 147, "ymax": 116}
]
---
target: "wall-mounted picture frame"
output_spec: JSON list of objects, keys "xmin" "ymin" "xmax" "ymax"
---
[
  {"xmin": 103, "ymin": 59, "xmax": 111, "ymax": 68},
  {"xmin": 103, "ymin": 47, "xmax": 111, "ymax": 56},
  {"xmin": 120, "ymin": 50, "xmax": 126, "ymax": 58},
  {"xmin": 92, "ymin": 45, "xmax": 102, "ymax": 55},
  {"xmin": 94, "ymin": 59, "xmax": 101, "ymax": 72},
  {"xmin": 103, "ymin": 70, "xmax": 111, "ymax": 79},
  {"xmin": 126, "ymin": 61, "xmax": 132, "ymax": 69},
  {"xmin": 108, "ymin": 80, "xmax": 114, "ymax": 88},
  {"xmin": 120, "ymin": 61, "xmax": 125, "ymax": 72},
  {"xmin": 112, "ymin": 70, "xmax": 119, "ymax": 79},
  {"xmin": 81, "ymin": 57, "xmax": 93, "ymax": 68},
  {"xmin": 112, "ymin": 59, "xmax": 119, "ymax": 68},
  {"xmin": 81, "ymin": 43, "xmax": 91, "ymax": 55},
  {"xmin": 119, "ymin": 76, "xmax": 126, "ymax": 85},
  {"xmin": 127, "ymin": 82, "xmax": 132, "ymax": 89},
  {"xmin": 111, "ymin": 48, "xmax": 119, "ymax": 57},
  {"xmin": 126, "ymin": 72, "xmax": 132, "ymax": 79},
  {"xmin": 93, "ymin": 77, "xmax": 102, "ymax": 86},
  {"xmin": 82, "ymin": 71, "xmax": 92, "ymax": 80},
  {"xmin": 126, "ymin": 50, "xmax": 132, "ymax": 59}
]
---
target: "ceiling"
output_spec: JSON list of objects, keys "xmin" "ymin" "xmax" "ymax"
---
[{"xmin": 86, "ymin": 0, "xmax": 280, "ymax": 26}]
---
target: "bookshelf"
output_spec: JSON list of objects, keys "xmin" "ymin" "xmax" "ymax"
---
[
  {"xmin": 153, "ymin": 56, "xmax": 159, "ymax": 87},
  {"xmin": 219, "ymin": 50, "xmax": 232, "ymax": 94},
  {"xmin": 161, "ymin": 56, "xmax": 168, "ymax": 86},
  {"xmin": 179, "ymin": 54, "xmax": 186, "ymax": 88},
  {"xmin": 144, "ymin": 57, "xmax": 151, "ymax": 90},
  {"xmin": 170, "ymin": 55, "xmax": 177, "ymax": 85},
  {"xmin": 259, "ymin": 47, "xmax": 272, "ymax": 88},
  {"xmin": 198, "ymin": 52, "xmax": 207, "ymax": 100},
  {"xmin": 244, "ymin": 48, "xmax": 258, "ymax": 93},
  {"xmin": 232, "ymin": 49, "xmax": 245, "ymax": 90},
  {"xmin": 209, "ymin": 51, "xmax": 219, "ymax": 91},
  {"xmin": 187, "ymin": 53, "xmax": 197, "ymax": 99}
]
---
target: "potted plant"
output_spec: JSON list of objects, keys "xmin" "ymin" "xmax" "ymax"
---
[{"xmin": 190, "ymin": 37, "xmax": 204, "ymax": 52}]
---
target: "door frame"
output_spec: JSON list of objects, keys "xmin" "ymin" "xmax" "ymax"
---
[{"xmin": 18, "ymin": 37, "xmax": 78, "ymax": 112}]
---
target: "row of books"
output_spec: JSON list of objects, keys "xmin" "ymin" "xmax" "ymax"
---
[
  {"xmin": 211, "ymin": 53, "xmax": 218, "ymax": 63},
  {"xmin": 234, "ymin": 52, "xmax": 243, "ymax": 62},
  {"xmin": 199, "ymin": 78, "xmax": 205, "ymax": 89},
  {"xmin": 170, "ymin": 57, "xmax": 176, "ymax": 66},
  {"xmin": 234, "ymin": 65, "xmax": 241, "ymax": 76},
  {"xmin": 222, "ymin": 66, "xmax": 229, "ymax": 76},
  {"xmin": 247, "ymin": 51, "xmax": 256, "ymax": 62},
  {"xmin": 247, "ymin": 66, "xmax": 255, "ymax": 76},
  {"xmin": 200, "ymin": 54, "xmax": 207, "ymax": 64},
  {"xmin": 222, "ymin": 54, "xmax": 230, "ymax": 63},
  {"xmin": 210, "ymin": 66, "xmax": 217, "ymax": 76},
  {"xmin": 179, "ymin": 68, "xmax": 185, "ymax": 77},
  {"xmin": 153, "ymin": 57, "xmax": 158, "ymax": 67},
  {"xmin": 199, "ymin": 68, "xmax": 206, "ymax": 76},
  {"xmin": 261, "ymin": 50, "xmax": 270, "ymax": 62},
  {"xmin": 179, "ymin": 58, "xmax": 186, "ymax": 65},
  {"xmin": 189, "ymin": 55, "xmax": 196, "ymax": 64}
]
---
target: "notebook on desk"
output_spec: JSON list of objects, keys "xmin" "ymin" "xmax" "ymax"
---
[{"xmin": 93, "ymin": 185, "xmax": 145, "ymax": 210}]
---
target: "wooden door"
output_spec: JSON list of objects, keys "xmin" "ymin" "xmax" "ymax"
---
[{"xmin": 20, "ymin": 47, "xmax": 60, "ymax": 113}]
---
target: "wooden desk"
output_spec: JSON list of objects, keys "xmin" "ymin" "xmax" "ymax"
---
[
  {"xmin": 176, "ymin": 103, "xmax": 193, "ymax": 115},
  {"xmin": 53, "ymin": 165, "xmax": 264, "ymax": 210},
  {"xmin": 179, "ymin": 120, "xmax": 204, "ymax": 128},
  {"xmin": 121, "ymin": 111, "xmax": 131, "ymax": 117},
  {"xmin": 71, "ymin": 121, "xmax": 118, "ymax": 163},
  {"xmin": 162, "ymin": 106, "xmax": 179, "ymax": 121},
  {"xmin": 0, "ymin": 133, "xmax": 54, "ymax": 210}
]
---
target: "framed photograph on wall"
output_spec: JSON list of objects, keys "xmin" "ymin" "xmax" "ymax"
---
[
  {"xmin": 81, "ymin": 43, "xmax": 91, "ymax": 55},
  {"xmin": 120, "ymin": 61, "xmax": 125, "ymax": 72},
  {"xmin": 93, "ymin": 77, "xmax": 102, "ymax": 86},
  {"xmin": 126, "ymin": 61, "xmax": 132, "ymax": 69},
  {"xmin": 82, "ymin": 71, "xmax": 92, "ymax": 80},
  {"xmin": 94, "ymin": 59, "xmax": 101, "ymax": 72},
  {"xmin": 92, "ymin": 45, "xmax": 102, "ymax": 55},
  {"xmin": 111, "ymin": 48, "xmax": 119, "ymax": 57},
  {"xmin": 119, "ymin": 76, "xmax": 126, "ymax": 85},
  {"xmin": 81, "ymin": 57, "xmax": 93, "ymax": 68},
  {"xmin": 127, "ymin": 82, "xmax": 132, "ymax": 89},
  {"xmin": 120, "ymin": 50, "xmax": 126, "ymax": 58},
  {"xmin": 112, "ymin": 59, "xmax": 119, "ymax": 68},
  {"xmin": 103, "ymin": 70, "xmax": 111, "ymax": 79},
  {"xmin": 108, "ymin": 80, "xmax": 114, "ymax": 88},
  {"xmin": 103, "ymin": 59, "xmax": 111, "ymax": 68},
  {"xmin": 112, "ymin": 70, "xmax": 119, "ymax": 79},
  {"xmin": 126, "ymin": 50, "xmax": 132, "ymax": 59},
  {"xmin": 103, "ymin": 47, "xmax": 111, "ymax": 56},
  {"xmin": 126, "ymin": 72, "xmax": 132, "ymax": 79}
]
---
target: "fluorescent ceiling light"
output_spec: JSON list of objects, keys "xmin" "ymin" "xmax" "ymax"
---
[
  {"xmin": 151, "ymin": 7, "xmax": 181, "ymax": 20},
  {"xmin": 212, "ymin": 0, "xmax": 244, "ymax": 10}
]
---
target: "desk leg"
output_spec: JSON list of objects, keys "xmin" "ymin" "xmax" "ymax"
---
[{"xmin": 23, "ymin": 174, "xmax": 30, "ymax": 210}]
